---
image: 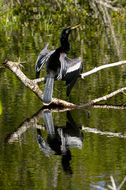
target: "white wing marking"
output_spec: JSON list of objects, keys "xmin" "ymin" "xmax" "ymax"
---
[{"xmin": 66, "ymin": 61, "xmax": 81, "ymax": 74}]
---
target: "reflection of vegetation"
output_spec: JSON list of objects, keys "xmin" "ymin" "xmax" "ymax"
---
[
  {"xmin": 0, "ymin": 0, "xmax": 126, "ymax": 62},
  {"xmin": 0, "ymin": 101, "xmax": 2, "ymax": 115},
  {"xmin": 1, "ymin": 0, "xmax": 126, "ymax": 63}
]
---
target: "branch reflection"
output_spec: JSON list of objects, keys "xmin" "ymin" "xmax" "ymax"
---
[{"xmin": 6, "ymin": 106, "xmax": 84, "ymax": 174}]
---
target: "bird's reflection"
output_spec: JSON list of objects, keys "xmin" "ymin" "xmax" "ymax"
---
[{"xmin": 37, "ymin": 110, "xmax": 83, "ymax": 174}]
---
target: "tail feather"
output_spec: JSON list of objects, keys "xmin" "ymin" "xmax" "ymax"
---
[
  {"xmin": 43, "ymin": 77, "xmax": 54, "ymax": 104},
  {"xmin": 43, "ymin": 111, "xmax": 55, "ymax": 135}
]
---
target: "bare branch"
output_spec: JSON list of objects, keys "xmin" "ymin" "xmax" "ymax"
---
[
  {"xmin": 81, "ymin": 60, "xmax": 126, "ymax": 79},
  {"xmin": 32, "ymin": 77, "xmax": 45, "ymax": 84},
  {"xmin": 3, "ymin": 61, "xmax": 76, "ymax": 108},
  {"xmin": 3, "ymin": 59, "xmax": 126, "ymax": 108},
  {"xmin": 78, "ymin": 87, "xmax": 126, "ymax": 107},
  {"xmin": 90, "ymin": 87, "xmax": 126, "ymax": 104}
]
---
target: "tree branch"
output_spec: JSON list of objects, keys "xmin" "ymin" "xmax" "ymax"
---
[
  {"xmin": 3, "ymin": 60, "xmax": 126, "ymax": 108},
  {"xmin": 32, "ymin": 77, "xmax": 45, "ymax": 84},
  {"xmin": 81, "ymin": 60, "xmax": 126, "ymax": 79},
  {"xmin": 78, "ymin": 87, "xmax": 126, "ymax": 107},
  {"xmin": 90, "ymin": 87, "xmax": 126, "ymax": 104},
  {"xmin": 3, "ymin": 61, "xmax": 76, "ymax": 108}
]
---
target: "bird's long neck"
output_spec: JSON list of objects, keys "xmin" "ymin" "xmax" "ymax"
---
[{"xmin": 60, "ymin": 37, "xmax": 70, "ymax": 53}]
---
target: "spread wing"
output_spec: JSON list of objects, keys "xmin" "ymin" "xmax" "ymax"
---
[
  {"xmin": 35, "ymin": 43, "xmax": 55, "ymax": 78},
  {"xmin": 59, "ymin": 53, "xmax": 82, "ymax": 96}
]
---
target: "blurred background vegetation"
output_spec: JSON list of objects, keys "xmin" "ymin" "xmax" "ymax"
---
[{"xmin": 0, "ymin": 0, "xmax": 126, "ymax": 62}]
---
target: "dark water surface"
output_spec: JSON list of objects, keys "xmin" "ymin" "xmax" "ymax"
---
[{"xmin": 1, "ymin": 3, "xmax": 126, "ymax": 190}]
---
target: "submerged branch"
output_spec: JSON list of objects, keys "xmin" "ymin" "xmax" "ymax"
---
[{"xmin": 32, "ymin": 77, "xmax": 45, "ymax": 84}]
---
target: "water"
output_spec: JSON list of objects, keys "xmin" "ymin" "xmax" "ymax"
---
[{"xmin": 0, "ymin": 1, "xmax": 126, "ymax": 189}]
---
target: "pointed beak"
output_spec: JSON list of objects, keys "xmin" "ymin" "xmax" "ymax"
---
[{"xmin": 71, "ymin": 24, "xmax": 80, "ymax": 30}]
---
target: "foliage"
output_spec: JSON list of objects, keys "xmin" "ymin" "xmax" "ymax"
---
[{"xmin": 0, "ymin": 0, "xmax": 88, "ymax": 33}]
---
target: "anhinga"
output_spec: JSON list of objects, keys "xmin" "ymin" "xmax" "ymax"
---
[{"xmin": 35, "ymin": 24, "xmax": 82, "ymax": 105}]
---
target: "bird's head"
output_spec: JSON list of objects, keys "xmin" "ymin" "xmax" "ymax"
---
[
  {"xmin": 60, "ymin": 24, "xmax": 80, "ymax": 52},
  {"xmin": 60, "ymin": 24, "xmax": 80, "ymax": 42}
]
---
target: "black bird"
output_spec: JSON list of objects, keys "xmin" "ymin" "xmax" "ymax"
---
[{"xmin": 35, "ymin": 24, "xmax": 82, "ymax": 105}]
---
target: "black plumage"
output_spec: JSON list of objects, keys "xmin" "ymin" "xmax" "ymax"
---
[{"xmin": 35, "ymin": 25, "xmax": 82, "ymax": 105}]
